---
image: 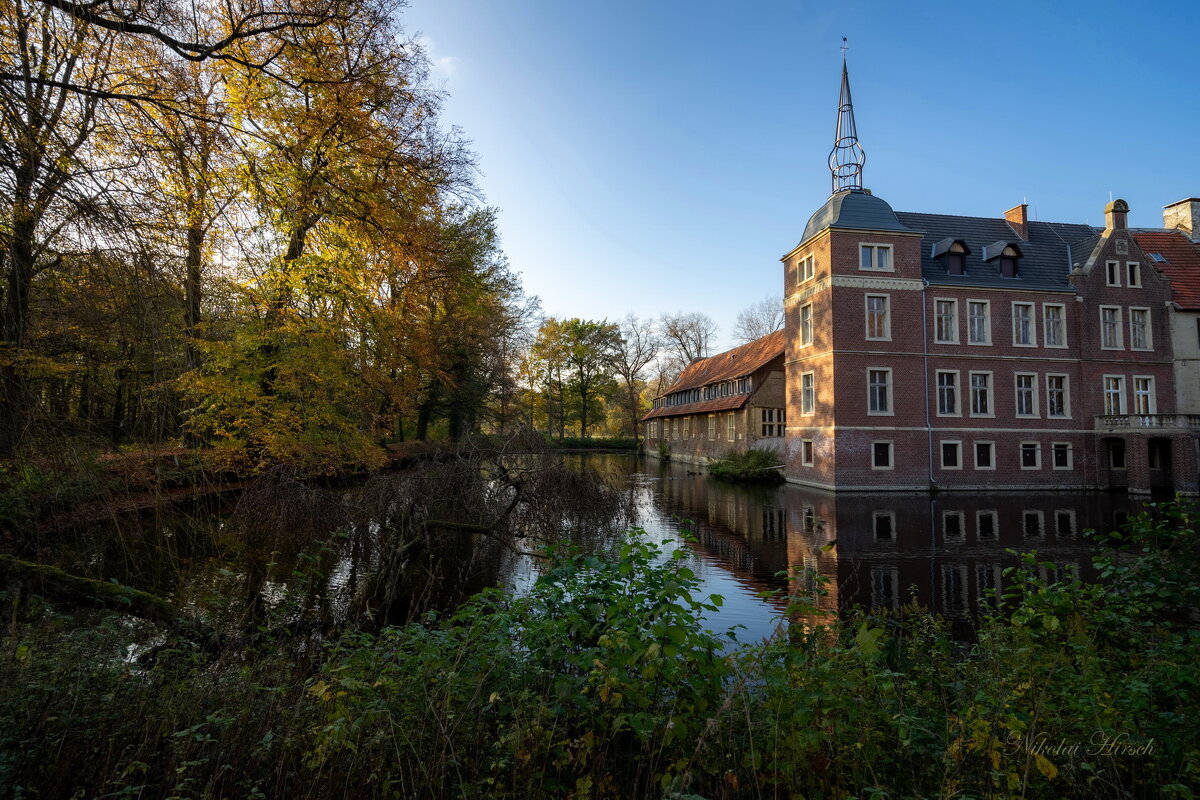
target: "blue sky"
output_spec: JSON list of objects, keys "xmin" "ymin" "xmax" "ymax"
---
[{"xmin": 403, "ymin": 0, "xmax": 1200, "ymax": 351}]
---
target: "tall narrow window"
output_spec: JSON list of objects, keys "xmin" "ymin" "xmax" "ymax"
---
[
  {"xmin": 1044, "ymin": 304, "xmax": 1066, "ymax": 347},
  {"xmin": 708, "ymin": 415, "xmax": 716, "ymax": 440},
  {"xmin": 1052, "ymin": 442, "xmax": 1072, "ymax": 469},
  {"xmin": 796, "ymin": 254, "xmax": 815, "ymax": 284},
  {"xmin": 1129, "ymin": 308, "xmax": 1151, "ymax": 350},
  {"xmin": 1015, "ymin": 373, "xmax": 1037, "ymax": 417},
  {"xmin": 1046, "ymin": 374, "xmax": 1069, "ymax": 418},
  {"xmin": 1133, "ymin": 377, "xmax": 1154, "ymax": 415},
  {"xmin": 967, "ymin": 300, "xmax": 990, "ymax": 344},
  {"xmin": 860, "ymin": 244, "xmax": 892, "ymax": 271},
  {"xmin": 1106, "ymin": 260, "xmax": 1121, "ymax": 286},
  {"xmin": 1126, "ymin": 261, "xmax": 1141, "ymax": 287},
  {"xmin": 970, "ymin": 372, "xmax": 992, "ymax": 416},
  {"xmin": 868, "ymin": 369, "xmax": 892, "ymax": 414},
  {"xmin": 727, "ymin": 412, "xmax": 736, "ymax": 438},
  {"xmin": 1012, "ymin": 303, "xmax": 1035, "ymax": 346},
  {"xmin": 1103, "ymin": 376, "xmax": 1125, "ymax": 415},
  {"xmin": 799, "ymin": 303, "xmax": 814, "ymax": 346},
  {"xmin": 1101, "ymin": 306, "xmax": 1122, "ymax": 349},
  {"xmin": 801, "ymin": 372, "xmax": 815, "ymax": 415},
  {"xmin": 865, "ymin": 294, "xmax": 890, "ymax": 340},
  {"xmin": 934, "ymin": 299, "xmax": 958, "ymax": 343},
  {"xmin": 937, "ymin": 371, "xmax": 959, "ymax": 415}
]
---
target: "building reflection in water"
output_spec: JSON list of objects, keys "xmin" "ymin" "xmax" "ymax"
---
[{"xmin": 639, "ymin": 456, "xmax": 1144, "ymax": 634}]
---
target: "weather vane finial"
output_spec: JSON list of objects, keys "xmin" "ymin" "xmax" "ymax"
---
[{"xmin": 828, "ymin": 38, "xmax": 866, "ymax": 193}]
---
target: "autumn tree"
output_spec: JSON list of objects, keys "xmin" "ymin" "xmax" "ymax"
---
[
  {"xmin": 560, "ymin": 318, "xmax": 618, "ymax": 438},
  {"xmin": 611, "ymin": 314, "xmax": 659, "ymax": 441}
]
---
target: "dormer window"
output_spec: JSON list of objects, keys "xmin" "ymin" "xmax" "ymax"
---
[
  {"xmin": 983, "ymin": 241, "xmax": 1023, "ymax": 279},
  {"xmin": 932, "ymin": 238, "xmax": 971, "ymax": 276}
]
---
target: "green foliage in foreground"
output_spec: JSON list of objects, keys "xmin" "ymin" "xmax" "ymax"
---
[
  {"xmin": 2, "ymin": 509, "xmax": 1199, "ymax": 798},
  {"xmin": 707, "ymin": 448, "xmax": 785, "ymax": 483}
]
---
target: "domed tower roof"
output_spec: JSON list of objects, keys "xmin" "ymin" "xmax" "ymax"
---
[{"xmin": 796, "ymin": 188, "xmax": 913, "ymax": 248}]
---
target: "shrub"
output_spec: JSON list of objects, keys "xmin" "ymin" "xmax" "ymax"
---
[{"xmin": 707, "ymin": 448, "xmax": 784, "ymax": 482}]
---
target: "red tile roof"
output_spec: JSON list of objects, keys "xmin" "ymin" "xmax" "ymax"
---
[
  {"xmin": 642, "ymin": 393, "xmax": 749, "ymax": 421},
  {"xmin": 1133, "ymin": 230, "xmax": 1200, "ymax": 310}
]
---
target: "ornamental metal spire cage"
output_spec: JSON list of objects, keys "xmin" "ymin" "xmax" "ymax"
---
[{"xmin": 828, "ymin": 38, "xmax": 866, "ymax": 193}]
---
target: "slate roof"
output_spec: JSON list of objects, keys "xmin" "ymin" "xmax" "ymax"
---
[
  {"xmin": 642, "ymin": 329, "xmax": 786, "ymax": 421},
  {"xmin": 894, "ymin": 211, "xmax": 1098, "ymax": 290},
  {"xmin": 795, "ymin": 189, "xmax": 915, "ymax": 249},
  {"xmin": 1132, "ymin": 229, "xmax": 1200, "ymax": 310}
]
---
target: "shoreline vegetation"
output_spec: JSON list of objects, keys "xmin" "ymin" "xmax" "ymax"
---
[{"xmin": 1, "ymin": 489, "xmax": 1196, "ymax": 798}]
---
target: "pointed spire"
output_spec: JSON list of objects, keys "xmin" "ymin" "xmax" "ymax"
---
[{"xmin": 828, "ymin": 38, "xmax": 866, "ymax": 193}]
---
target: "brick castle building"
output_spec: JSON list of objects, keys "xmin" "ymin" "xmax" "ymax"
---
[{"xmin": 648, "ymin": 54, "xmax": 1200, "ymax": 494}]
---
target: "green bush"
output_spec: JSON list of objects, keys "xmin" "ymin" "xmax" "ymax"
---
[{"xmin": 707, "ymin": 448, "xmax": 784, "ymax": 482}]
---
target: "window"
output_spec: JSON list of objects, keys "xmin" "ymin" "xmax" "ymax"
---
[
  {"xmin": 942, "ymin": 564, "xmax": 968, "ymax": 614},
  {"xmin": 860, "ymin": 244, "xmax": 893, "ymax": 271},
  {"xmin": 671, "ymin": 419, "xmax": 678, "ymax": 440},
  {"xmin": 1023, "ymin": 510, "xmax": 1044, "ymax": 538},
  {"xmin": 796, "ymin": 254, "xmax": 815, "ymax": 284},
  {"xmin": 1020, "ymin": 441, "xmax": 1041, "ymax": 469},
  {"xmin": 977, "ymin": 510, "xmax": 997, "ymax": 539},
  {"xmin": 801, "ymin": 372, "xmax": 815, "ymax": 415},
  {"xmin": 727, "ymin": 412, "xmax": 736, "ymax": 439},
  {"xmin": 872, "ymin": 440, "xmax": 893, "ymax": 469},
  {"xmin": 1012, "ymin": 302, "xmax": 1035, "ymax": 346},
  {"xmin": 940, "ymin": 440, "xmax": 962, "ymax": 469},
  {"xmin": 760, "ymin": 408, "xmax": 785, "ymax": 437},
  {"xmin": 943, "ymin": 510, "xmax": 965, "ymax": 540},
  {"xmin": 944, "ymin": 241, "xmax": 968, "ymax": 276},
  {"xmin": 1055, "ymin": 509, "xmax": 1076, "ymax": 539},
  {"xmin": 1103, "ymin": 376, "xmax": 1125, "ymax": 415},
  {"xmin": 967, "ymin": 300, "xmax": 991, "ymax": 344},
  {"xmin": 936, "ymin": 371, "xmax": 959, "ymax": 416},
  {"xmin": 934, "ymin": 299, "xmax": 958, "ymax": 343},
  {"xmin": 1129, "ymin": 308, "xmax": 1151, "ymax": 350},
  {"xmin": 1106, "ymin": 260, "xmax": 1121, "ymax": 286},
  {"xmin": 1101, "ymin": 306, "xmax": 1122, "ymax": 349},
  {"xmin": 1127, "ymin": 261, "xmax": 1141, "ymax": 287},
  {"xmin": 645, "ymin": 422, "xmax": 653, "ymax": 440},
  {"xmin": 871, "ymin": 566, "xmax": 900, "ymax": 609},
  {"xmin": 974, "ymin": 441, "xmax": 995, "ymax": 470},
  {"xmin": 1015, "ymin": 373, "xmax": 1037, "ymax": 417},
  {"xmin": 801, "ymin": 439, "xmax": 814, "ymax": 466},
  {"xmin": 977, "ymin": 564, "xmax": 1002, "ymax": 608},
  {"xmin": 1043, "ymin": 304, "xmax": 1066, "ymax": 347},
  {"xmin": 999, "ymin": 247, "xmax": 1020, "ymax": 278},
  {"xmin": 1046, "ymin": 374, "xmax": 1069, "ymax": 418},
  {"xmin": 1109, "ymin": 441, "xmax": 1127, "ymax": 470},
  {"xmin": 1133, "ymin": 376, "xmax": 1155, "ymax": 415},
  {"xmin": 969, "ymin": 372, "xmax": 992, "ymax": 417},
  {"xmin": 683, "ymin": 418, "xmax": 691, "ymax": 438},
  {"xmin": 708, "ymin": 415, "xmax": 716, "ymax": 441},
  {"xmin": 865, "ymin": 294, "xmax": 890, "ymax": 340},
  {"xmin": 868, "ymin": 369, "xmax": 892, "ymax": 414},
  {"xmin": 799, "ymin": 303, "xmax": 814, "ymax": 346},
  {"xmin": 873, "ymin": 511, "xmax": 895, "ymax": 541},
  {"xmin": 1052, "ymin": 442, "xmax": 1072, "ymax": 469}
]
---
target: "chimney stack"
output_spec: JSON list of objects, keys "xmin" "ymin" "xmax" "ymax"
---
[
  {"xmin": 1004, "ymin": 203, "xmax": 1028, "ymax": 240},
  {"xmin": 1104, "ymin": 198, "xmax": 1129, "ymax": 231},
  {"xmin": 1164, "ymin": 198, "xmax": 1200, "ymax": 241}
]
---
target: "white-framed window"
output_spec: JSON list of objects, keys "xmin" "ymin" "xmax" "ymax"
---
[
  {"xmin": 800, "ymin": 371, "xmax": 815, "ymax": 415},
  {"xmin": 708, "ymin": 414, "xmax": 716, "ymax": 441},
  {"xmin": 671, "ymin": 419, "xmax": 678, "ymax": 440},
  {"xmin": 1103, "ymin": 375, "xmax": 1125, "ymax": 415},
  {"xmin": 1046, "ymin": 374, "xmax": 1070, "ymax": 418},
  {"xmin": 801, "ymin": 439, "xmax": 814, "ymax": 466},
  {"xmin": 1100, "ymin": 306, "xmax": 1123, "ymax": 349},
  {"xmin": 1106, "ymin": 260, "xmax": 1121, "ymax": 287},
  {"xmin": 940, "ymin": 439, "xmax": 963, "ymax": 470},
  {"xmin": 1129, "ymin": 307, "xmax": 1151, "ymax": 350},
  {"xmin": 872, "ymin": 440, "xmax": 894, "ymax": 470},
  {"xmin": 943, "ymin": 510, "xmax": 965, "ymax": 541},
  {"xmin": 1127, "ymin": 261, "xmax": 1141, "ymax": 288},
  {"xmin": 974, "ymin": 441, "xmax": 995, "ymax": 470},
  {"xmin": 1023, "ymin": 509, "xmax": 1045, "ymax": 538},
  {"xmin": 1133, "ymin": 376, "xmax": 1156, "ymax": 415},
  {"xmin": 1020, "ymin": 441, "xmax": 1041, "ymax": 470},
  {"xmin": 934, "ymin": 299, "xmax": 958, "ymax": 343},
  {"xmin": 977, "ymin": 510, "xmax": 998, "ymax": 539},
  {"xmin": 683, "ymin": 418, "xmax": 691, "ymax": 438},
  {"xmin": 1043, "ymin": 304, "xmax": 1066, "ymax": 348},
  {"xmin": 967, "ymin": 300, "xmax": 991, "ymax": 345},
  {"xmin": 860, "ymin": 243, "xmax": 893, "ymax": 271},
  {"xmin": 868, "ymin": 368, "xmax": 892, "ymax": 415},
  {"xmin": 1015, "ymin": 372, "xmax": 1038, "ymax": 417},
  {"xmin": 865, "ymin": 294, "xmax": 890, "ymax": 340},
  {"xmin": 760, "ymin": 408, "xmax": 785, "ymax": 437},
  {"xmin": 645, "ymin": 422, "xmax": 654, "ymax": 440},
  {"xmin": 873, "ymin": 510, "xmax": 895, "ymax": 541},
  {"xmin": 1051, "ymin": 441, "xmax": 1073, "ymax": 470},
  {"xmin": 1054, "ymin": 509, "xmax": 1076, "ymax": 538},
  {"xmin": 969, "ymin": 371, "xmax": 992, "ymax": 417},
  {"xmin": 1012, "ymin": 302, "xmax": 1035, "ymax": 346},
  {"xmin": 727, "ymin": 412, "xmax": 736, "ymax": 439},
  {"xmin": 799, "ymin": 302, "xmax": 814, "ymax": 347},
  {"xmin": 796, "ymin": 254, "xmax": 815, "ymax": 284},
  {"xmin": 936, "ymin": 370, "xmax": 960, "ymax": 416}
]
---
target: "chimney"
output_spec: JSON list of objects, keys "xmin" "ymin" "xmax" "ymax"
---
[
  {"xmin": 1104, "ymin": 198, "xmax": 1129, "ymax": 231},
  {"xmin": 1164, "ymin": 198, "xmax": 1200, "ymax": 241},
  {"xmin": 1004, "ymin": 203, "xmax": 1028, "ymax": 240}
]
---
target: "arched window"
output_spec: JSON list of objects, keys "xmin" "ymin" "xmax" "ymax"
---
[{"xmin": 932, "ymin": 238, "xmax": 971, "ymax": 276}]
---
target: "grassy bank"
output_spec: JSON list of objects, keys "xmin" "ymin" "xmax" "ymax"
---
[
  {"xmin": 707, "ymin": 449, "xmax": 785, "ymax": 482},
  {"xmin": 2, "ymin": 506, "xmax": 1198, "ymax": 798}
]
